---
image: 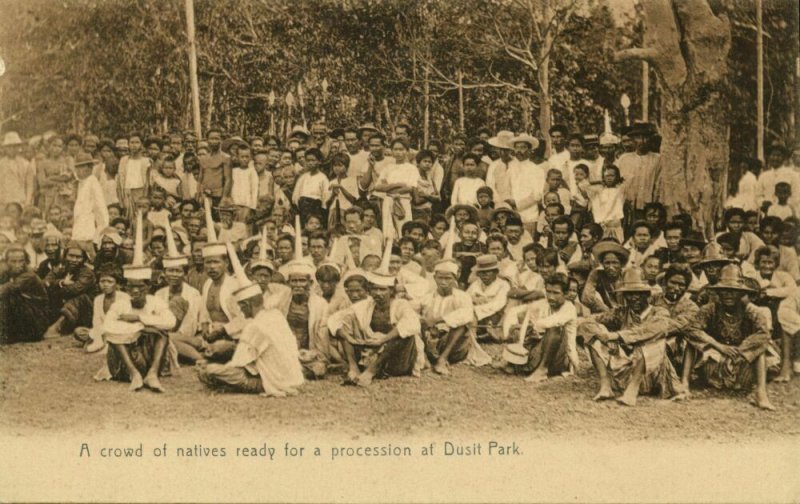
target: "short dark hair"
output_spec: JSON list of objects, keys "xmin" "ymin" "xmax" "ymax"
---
[
  {"xmin": 332, "ymin": 152, "xmax": 350, "ymax": 168},
  {"xmin": 545, "ymin": 272, "xmax": 569, "ymax": 293},
  {"xmin": 461, "ymin": 153, "xmax": 482, "ymax": 166},
  {"xmin": 581, "ymin": 222, "xmax": 603, "ymax": 240},
  {"xmin": 536, "ymin": 248, "xmax": 559, "ymax": 267},
  {"xmin": 305, "ymin": 148, "xmax": 324, "ymax": 161},
  {"xmin": 552, "ymin": 216, "xmax": 574, "ymax": 235},
  {"xmin": 416, "ymin": 149, "xmax": 435, "ymax": 164},
  {"xmin": 343, "ymin": 206, "xmax": 363, "ymax": 220}
]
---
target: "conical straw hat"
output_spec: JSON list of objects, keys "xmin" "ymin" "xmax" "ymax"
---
[
  {"xmin": 202, "ymin": 197, "xmax": 227, "ymax": 257},
  {"xmin": 162, "ymin": 223, "xmax": 189, "ymax": 269},
  {"xmin": 123, "ymin": 211, "xmax": 152, "ymax": 280}
]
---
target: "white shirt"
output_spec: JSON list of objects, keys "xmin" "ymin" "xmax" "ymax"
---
[
  {"xmin": 121, "ymin": 156, "xmax": 150, "ymax": 190},
  {"xmin": 508, "ymin": 159, "xmax": 546, "ymax": 223},
  {"xmin": 451, "ymin": 176, "xmax": 486, "ymax": 205},
  {"xmin": 156, "ymin": 283, "xmax": 202, "ymax": 341},
  {"xmin": 72, "ymin": 175, "xmax": 108, "ymax": 241},
  {"xmin": 231, "ymin": 165, "xmax": 260, "ymax": 209},
  {"xmin": 292, "ymin": 171, "xmax": 329, "ymax": 204}
]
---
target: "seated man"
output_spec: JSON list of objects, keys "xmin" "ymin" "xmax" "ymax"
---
[
  {"xmin": 413, "ymin": 258, "xmax": 490, "ymax": 375},
  {"xmin": 777, "ymin": 286, "xmax": 800, "ymax": 382},
  {"xmin": 264, "ymin": 258, "xmax": 332, "ymax": 378},
  {"xmin": 0, "ymin": 244, "xmax": 49, "ymax": 344},
  {"xmin": 157, "ymin": 255, "xmax": 203, "ymax": 364},
  {"xmin": 197, "ymin": 282, "xmax": 304, "ymax": 397},
  {"xmin": 332, "ymin": 263, "xmax": 424, "ymax": 387},
  {"xmin": 466, "ymin": 254, "xmax": 510, "ymax": 342},
  {"xmin": 693, "ymin": 242, "xmax": 734, "ymax": 306},
  {"xmin": 502, "ymin": 273, "xmax": 579, "ymax": 383},
  {"xmin": 650, "ymin": 264, "xmax": 701, "ymax": 376},
  {"xmin": 199, "ymin": 241, "xmax": 245, "ymax": 363},
  {"xmin": 42, "ymin": 241, "xmax": 96, "ymax": 339},
  {"xmin": 581, "ymin": 239, "xmax": 629, "ymax": 313},
  {"xmin": 683, "ymin": 264, "xmax": 780, "ymax": 410},
  {"xmin": 577, "ymin": 266, "xmax": 685, "ymax": 406},
  {"xmin": 95, "ymin": 266, "xmax": 178, "ymax": 392}
]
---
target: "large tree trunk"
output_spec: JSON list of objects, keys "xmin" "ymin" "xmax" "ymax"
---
[{"xmin": 616, "ymin": 0, "xmax": 731, "ymax": 235}]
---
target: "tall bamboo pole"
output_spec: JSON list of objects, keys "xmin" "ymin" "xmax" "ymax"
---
[
  {"xmin": 756, "ymin": 0, "xmax": 764, "ymax": 161},
  {"xmin": 642, "ymin": 61, "xmax": 649, "ymax": 122},
  {"xmin": 185, "ymin": 0, "xmax": 202, "ymax": 139},
  {"xmin": 457, "ymin": 68, "xmax": 464, "ymax": 132}
]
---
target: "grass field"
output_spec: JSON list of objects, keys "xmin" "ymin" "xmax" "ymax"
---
[{"xmin": 2, "ymin": 337, "xmax": 800, "ymax": 440}]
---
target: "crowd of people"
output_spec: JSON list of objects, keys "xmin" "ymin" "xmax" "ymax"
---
[{"xmin": 0, "ymin": 118, "xmax": 798, "ymax": 410}]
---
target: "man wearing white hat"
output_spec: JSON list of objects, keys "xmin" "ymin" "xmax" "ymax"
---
[
  {"xmin": 333, "ymin": 248, "xmax": 425, "ymax": 386},
  {"xmin": 197, "ymin": 277, "xmax": 304, "ymax": 397},
  {"xmin": 485, "ymin": 131, "xmax": 515, "ymax": 203},
  {"xmin": 0, "ymin": 131, "xmax": 35, "ymax": 206},
  {"xmin": 198, "ymin": 199, "xmax": 246, "ymax": 362},
  {"xmin": 410, "ymin": 257, "xmax": 491, "ymax": 375},
  {"xmin": 72, "ymin": 151, "xmax": 109, "ymax": 261},
  {"xmin": 95, "ymin": 213, "xmax": 179, "ymax": 392},
  {"xmin": 506, "ymin": 133, "xmax": 546, "ymax": 233},
  {"xmin": 156, "ymin": 224, "xmax": 203, "ymax": 363}
]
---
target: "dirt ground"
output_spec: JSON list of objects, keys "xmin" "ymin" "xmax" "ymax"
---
[{"xmin": 2, "ymin": 337, "xmax": 799, "ymax": 440}]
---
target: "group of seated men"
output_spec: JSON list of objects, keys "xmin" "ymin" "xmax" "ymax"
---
[{"xmin": 1, "ymin": 122, "xmax": 799, "ymax": 413}]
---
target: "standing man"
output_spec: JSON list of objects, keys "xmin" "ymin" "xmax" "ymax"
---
[
  {"xmin": 506, "ymin": 134, "xmax": 546, "ymax": 235},
  {"xmin": 0, "ymin": 132, "xmax": 36, "ymax": 206},
  {"xmin": 198, "ymin": 126, "xmax": 233, "ymax": 216},
  {"xmin": 72, "ymin": 152, "xmax": 108, "ymax": 260}
]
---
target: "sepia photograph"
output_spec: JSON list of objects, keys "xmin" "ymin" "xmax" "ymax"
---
[{"xmin": 0, "ymin": 0, "xmax": 798, "ymax": 501}]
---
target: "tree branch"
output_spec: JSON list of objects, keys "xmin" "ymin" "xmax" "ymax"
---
[{"xmin": 614, "ymin": 47, "xmax": 659, "ymax": 63}]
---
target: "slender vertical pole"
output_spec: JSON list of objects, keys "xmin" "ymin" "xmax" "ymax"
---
[
  {"xmin": 756, "ymin": 0, "xmax": 764, "ymax": 162},
  {"xmin": 185, "ymin": 0, "xmax": 202, "ymax": 139},
  {"xmin": 457, "ymin": 68, "xmax": 464, "ymax": 132},
  {"xmin": 642, "ymin": 61, "xmax": 649, "ymax": 122},
  {"xmin": 423, "ymin": 65, "xmax": 430, "ymax": 146}
]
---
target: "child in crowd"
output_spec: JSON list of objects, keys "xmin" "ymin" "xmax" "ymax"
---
[
  {"xmin": 326, "ymin": 152, "xmax": 359, "ymax": 225},
  {"xmin": 146, "ymin": 188, "xmax": 171, "ymax": 231},
  {"xmin": 453, "ymin": 219, "xmax": 484, "ymax": 288},
  {"xmin": 412, "ymin": 150, "xmax": 440, "ymax": 222},
  {"xmin": 641, "ymin": 254, "xmax": 663, "ymax": 296},
  {"xmin": 582, "ymin": 165, "xmax": 624, "ymax": 242},
  {"xmin": 230, "ymin": 145, "xmax": 259, "ymax": 223},
  {"xmin": 451, "ymin": 153, "xmax": 486, "ymax": 205},
  {"xmin": 570, "ymin": 163, "xmax": 591, "ymax": 230},
  {"xmin": 545, "ymin": 168, "xmax": 571, "ymax": 215},
  {"xmin": 508, "ymin": 243, "xmax": 545, "ymax": 307},
  {"xmin": 476, "ymin": 186, "xmax": 495, "ymax": 231},
  {"xmin": 152, "ymin": 155, "xmax": 182, "ymax": 199},
  {"xmin": 767, "ymin": 182, "xmax": 796, "ymax": 220}
]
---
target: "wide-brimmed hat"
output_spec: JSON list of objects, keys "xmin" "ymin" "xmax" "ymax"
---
[
  {"xmin": 288, "ymin": 125, "xmax": 311, "ymax": 140},
  {"xmin": 617, "ymin": 266, "xmax": 652, "ymax": 293},
  {"xmin": 73, "ymin": 151, "xmax": 95, "ymax": 168},
  {"xmin": 2, "ymin": 131, "xmax": 24, "ymax": 147},
  {"xmin": 490, "ymin": 203, "xmax": 519, "ymax": 222},
  {"xmin": 221, "ymin": 135, "xmax": 247, "ymax": 153},
  {"xmin": 697, "ymin": 242, "xmax": 733, "ymax": 268},
  {"xmin": 591, "ymin": 240, "xmax": 629, "ymax": 264},
  {"xmin": 445, "ymin": 204, "xmax": 479, "ymax": 223},
  {"xmin": 583, "ymin": 134, "xmax": 599, "ymax": 146},
  {"xmin": 679, "ymin": 230, "xmax": 707, "ymax": 250},
  {"xmin": 708, "ymin": 264, "xmax": 757, "ymax": 293},
  {"xmin": 599, "ymin": 132, "xmax": 620, "ymax": 146},
  {"xmin": 510, "ymin": 133, "xmax": 539, "ymax": 150},
  {"xmin": 474, "ymin": 254, "xmax": 500, "ymax": 273},
  {"xmin": 488, "ymin": 130, "xmax": 514, "ymax": 150},
  {"xmin": 358, "ymin": 122, "xmax": 379, "ymax": 135}
]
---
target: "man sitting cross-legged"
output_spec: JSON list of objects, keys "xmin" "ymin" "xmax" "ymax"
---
[
  {"xmin": 411, "ymin": 258, "xmax": 491, "ymax": 376},
  {"xmin": 682, "ymin": 264, "xmax": 780, "ymax": 410},
  {"xmin": 197, "ymin": 282, "xmax": 304, "ymax": 397},
  {"xmin": 331, "ymin": 261, "xmax": 424, "ymax": 387},
  {"xmin": 577, "ymin": 266, "xmax": 686, "ymax": 406},
  {"xmin": 502, "ymin": 273, "xmax": 579, "ymax": 383}
]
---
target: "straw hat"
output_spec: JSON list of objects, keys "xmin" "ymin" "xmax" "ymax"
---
[
  {"xmin": 474, "ymin": 254, "xmax": 500, "ymax": 273},
  {"xmin": 487, "ymin": 130, "xmax": 514, "ymax": 150},
  {"xmin": 616, "ymin": 266, "xmax": 652, "ymax": 293},
  {"xmin": 73, "ymin": 151, "xmax": 96, "ymax": 168},
  {"xmin": 288, "ymin": 126, "xmax": 311, "ymax": 141},
  {"xmin": 358, "ymin": 122, "xmax": 379, "ymax": 135},
  {"xmin": 247, "ymin": 226, "xmax": 275, "ymax": 273},
  {"xmin": 2, "ymin": 132, "xmax": 24, "ymax": 147},
  {"xmin": 591, "ymin": 240, "xmax": 630, "ymax": 264},
  {"xmin": 221, "ymin": 135, "xmax": 247, "ymax": 154},
  {"xmin": 696, "ymin": 242, "xmax": 733, "ymax": 269},
  {"xmin": 679, "ymin": 230, "xmax": 707, "ymax": 250},
  {"xmin": 708, "ymin": 264, "xmax": 757, "ymax": 293},
  {"xmin": 122, "ymin": 212, "xmax": 152, "ymax": 281},
  {"xmin": 284, "ymin": 214, "xmax": 316, "ymax": 279},
  {"xmin": 490, "ymin": 202, "xmax": 520, "ymax": 222},
  {"xmin": 510, "ymin": 133, "xmax": 539, "ymax": 150},
  {"xmin": 445, "ymin": 204, "xmax": 479, "ymax": 223}
]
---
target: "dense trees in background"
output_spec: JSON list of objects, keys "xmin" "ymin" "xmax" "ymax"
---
[{"xmin": 0, "ymin": 0, "xmax": 796, "ymax": 159}]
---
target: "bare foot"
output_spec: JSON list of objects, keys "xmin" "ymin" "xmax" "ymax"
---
[
  {"xmin": 143, "ymin": 373, "xmax": 165, "ymax": 393},
  {"xmin": 616, "ymin": 393, "xmax": 637, "ymax": 407},
  {"xmin": 129, "ymin": 373, "xmax": 144, "ymax": 392},
  {"xmin": 524, "ymin": 370, "xmax": 548, "ymax": 384},
  {"xmin": 356, "ymin": 370, "xmax": 374, "ymax": 387},
  {"xmin": 347, "ymin": 369, "xmax": 360, "ymax": 382},
  {"xmin": 593, "ymin": 387, "xmax": 614, "ymax": 401},
  {"xmin": 752, "ymin": 393, "xmax": 776, "ymax": 411},
  {"xmin": 670, "ymin": 392, "xmax": 690, "ymax": 402},
  {"xmin": 774, "ymin": 371, "xmax": 792, "ymax": 383},
  {"xmin": 433, "ymin": 361, "xmax": 451, "ymax": 376}
]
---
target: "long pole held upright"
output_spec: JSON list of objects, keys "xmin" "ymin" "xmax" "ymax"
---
[
  {"xmin": 186, "ymin": 0, "xmax": 202, "ymax": 139},
  {"xmin": 756, "ymin": 0, "xmax": 764, "ymax": 162},
  {"xmin": 642, "ymin": 61, "xmax": 649, "ymax": 122}
]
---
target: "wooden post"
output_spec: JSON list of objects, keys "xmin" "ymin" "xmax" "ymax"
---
[
  {"xmin": 756, "ymin": 0, "xmax": 764, "ymax": 162},
  {"xmin": 423, "ymin": 63, "xmax": 430, "ymax": 146},
  {"xmin": 642, "ymin": 61, "xmax": 649, "ymax": 122},
  {"xmin": 457, "ymin": 68, "xmax": 464, "ymax": 132},
  {"xmin": 185, "ymin": 0, "xmax": 202, "ymax": 139}
]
